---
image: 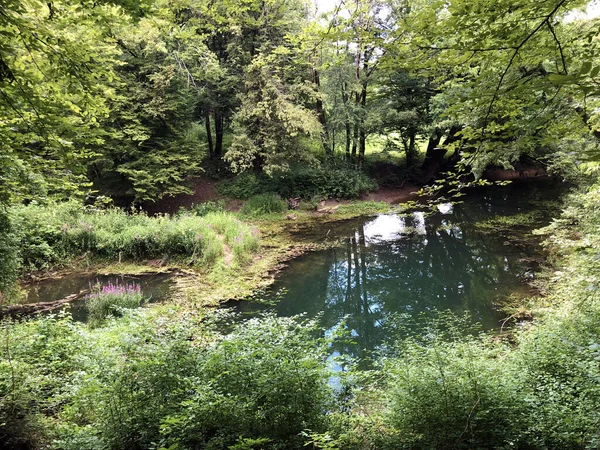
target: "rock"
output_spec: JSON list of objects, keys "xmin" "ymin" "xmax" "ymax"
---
[
  {"xmin": 317, "ymin": 205, "xmax": 340, "ymax": 214},
  {"xmin": 147, "ymin": 259, "xmax": 165, "ymax": 267}
]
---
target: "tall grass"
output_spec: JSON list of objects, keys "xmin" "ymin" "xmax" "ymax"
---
[{"xmin": 10, "ymin": 202, "xmax": 261, "ymax": 272}]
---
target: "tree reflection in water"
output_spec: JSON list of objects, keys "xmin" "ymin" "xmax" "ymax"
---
[{"xmin": 235, "ymin": 181, "xmax": 562, "ymax": 359}]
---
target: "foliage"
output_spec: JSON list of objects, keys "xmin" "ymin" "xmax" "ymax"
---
[
  {"xmin": 5, "ymin": 181, "xmax": 600, "ymax": 449},
  {"xmin": 241, "ymin": 194, "xmax": 288, "ymax": 216},
  {"xmin": 217, "ymin": 165, "xmax": 377, "ymax": 200},
  {"xmin": 0, "ymin": 0, "xmax": 130, "ymax": 204},
  {"xmin": 225, "ymin": 48, "xmax": 323, "ymax": 173},
  {"xmin": 0, "ymin": 210, "xmax": 19, "ymax": 301},
  {"xmin": 86, "ymin": 280, "xmax": 146, "ymax": 327},
  {"xmin": 0, "ymin": 313, "xmax": 332, "ymax": 450},
  {"xmin": 185, "ymin": 200, "xmax": 226, "ymax": 217},
  {"xmin": 9, "ymin": 201, "xmax": 260, "ymax": 272},
  {"xmin": 92, "ymin": 13, "xmax": 208, "ymax": 203}
]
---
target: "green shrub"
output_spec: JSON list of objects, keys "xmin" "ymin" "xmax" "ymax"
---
[
  {"xmin": 1, "ymin": 313, "xmax": 333, "ymax": 450},
  {"xmin": 0, "ymin": 315, "xmax": 85, "ymax": 449},
  {"xmin": 216, "ymin": 173, "xmax": 267, "ymax": 199},
  {"xmin": 185, "ymin": 200, "xmax": 226, "ymax": 217},
  {"xmin": 86, "ymin": 280, "xmax": 146, "ymax": 327},
  {"xmin": 241, "ymin": 193, "xmax": 288, "ymax": 216},
  {"xmin": 217, "ymin": 164, "xmax": 377, "ymax": 200},
  {"xmin": 157, "ymin": 316, "xmax": 332, "ymax": 450},
  {"xmin": 0, "ymin": 209, "xmax": 19, "ymax": 301},
  {"xmin": 381, "ymin": 335, "xmax": 529, "ymax": 449}
]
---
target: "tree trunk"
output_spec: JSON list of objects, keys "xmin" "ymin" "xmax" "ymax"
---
[
  {"xmin": 359, "ymin": 127, "xmax": 366, "ymax": 169},
  {"xmin": 345, "ymin": 121, "xmax": 352, "ymax": 161},
  {"xmin": 205, "ymin": 110, "xmax": 214, "ymax": 158},
  {"xmin": 358, "ymin": 58, "xmax": 368, "ymax": 169},
  {"xmin": 406, "ymin": 131, "xmax": 416, "ymax": 166},
  {"xmin": 419, "ymin": 126, "xmax": 461, "ymax": 182},
  {"xmin": 342, "ymin": 81, "xmax": 351, "ymax": 161},
  {"xmin": 312, "ymin": 68, "xmax": 331, "ymax": 156},
  {"xmin": 423, "ymin": 128, "xmax": 443, "ymax": 162},
  {"xmin": 214, "ymin": 109, "xmax": 224, "ymax": 157},
  {"xmin": 351, "ymin": 120, "xmax": 359, "ymax": 165}
]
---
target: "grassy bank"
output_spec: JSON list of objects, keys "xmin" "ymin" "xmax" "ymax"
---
[
  {"xmin": 3, "ymin": 198, "xmax": 394, "ymax": 307},
  {"xmin": 11, "ymin": 202, "xmax": 260, "ymax": 274}
]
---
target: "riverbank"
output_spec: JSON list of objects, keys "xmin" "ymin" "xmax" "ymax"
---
[
  {"xmin": 6, "ymin": 178, "xmax": 557, "ymax": 319},
  {"xmin": 1, "ymin": 200, "xmax": 396, "ymax": 321}
]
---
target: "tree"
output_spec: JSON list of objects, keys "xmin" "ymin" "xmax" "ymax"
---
[
  {"xmin": 90, "ymin": 11, "xmax": 208, "ymax": 202},
  {"xmin": 384, "ymin": 0, "xmax": 600, "ymax": 175},
  {"xmin": 225, "ymin": 49, "xmax": 323, "ymax": 173}
]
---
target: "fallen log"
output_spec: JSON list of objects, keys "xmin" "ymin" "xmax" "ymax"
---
[{"xmin": 0, "ymin": 290, "xmax": 89, "ymax": 319}]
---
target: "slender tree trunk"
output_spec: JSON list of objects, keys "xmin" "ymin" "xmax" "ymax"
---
[
  {"xmin": 352, "ymin": 45, "xmax": 361, "ymax": 168},
  {"xmin": 406, "ymin": 131, "xmax": 416, "ymax": 166},
  {"xmin": 345, "ymin": 121, "xmax": 352, "ymax": 161},
  {"xmin": 358, "ymin": 58, "xmax": 368, "ymax": 169},
  {"xmin": 214, "ymin": 109, "xmax": 224, "ymax": 157},
  {"xmin": 205, "ymin": 110, "xmax": 214, "ymax": 158},
  {"xmin": 312, "ymin": 68, "xmax": 331, "ymax": 156},
  {"xmin": 351, "ymin": 119, "xmax": 359, "ymax": 165},
  {"xmin": 342, "ymin": 81, "xmax": 351, "ymax": 161},
  {"xmin": 331, "ymin": 128, "xmax": 335, "ymax": 155}
]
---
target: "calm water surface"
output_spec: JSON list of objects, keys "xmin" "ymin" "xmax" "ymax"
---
[{"xmin": 232, "ymin": 181, "xmax": 563, "ymax": 358}]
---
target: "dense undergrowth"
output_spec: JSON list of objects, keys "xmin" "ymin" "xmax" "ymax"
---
[
  {"xmin": 8, "ymin": 201, "xmax": 260, "ymax": 275},
  {"xmin": 2, "ymin": 182, "xmax": 600, "ymax": 449},
  {"xmin": 216, "ymin": 165, "xmax": 377, "ymax": 201}
]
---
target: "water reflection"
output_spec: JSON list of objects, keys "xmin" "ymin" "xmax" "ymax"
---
[{"xmin": 236, "ymin": 181, "xmax": 562, "ymax": 359}]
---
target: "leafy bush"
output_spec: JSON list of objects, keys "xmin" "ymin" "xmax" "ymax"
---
[
  {"xmin": 380, "ymin": 334, "xmax": 529, "ymax": 449},
  {"xmin": 241, "ymin": 193, "xmax": 288, "ymax": 216},
  {"xmin": 0, "ymin": 209, "xmax": 19, "ymax": 301},
  {"xmin": 1, "ymin": 313, "xmax": 333, "ymax": 450},
  {"xmin": 185, "ymin": 200, "xmax": 226, "ymax": 217},
  {"xmin": 157, "ymin": 316, "xmax": 332, "ymax": 450},
  {"xmin": 217, "ymin": 164, "xmax": 377, "ymax": 200},
  {"xmin": 86, "ymin": 280, "xmax": 146, "ymax": 327},
  {"xmin": 9, "ymin": 202, "xmax": 261, "ymax": 272}
]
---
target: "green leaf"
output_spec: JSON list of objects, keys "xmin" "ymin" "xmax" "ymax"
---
[{"xmin": 580, "ymin": 61, "xmax": 592, "ymax": 75}]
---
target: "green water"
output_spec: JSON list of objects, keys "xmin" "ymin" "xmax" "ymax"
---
[{"xmin": 233, "ymin": 180, "xmax": 563, "ymax": 358}]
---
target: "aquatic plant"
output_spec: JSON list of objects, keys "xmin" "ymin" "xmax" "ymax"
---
[{"xmin": 86, "ymin": 279, "xmax": 145, "ymax": 326}]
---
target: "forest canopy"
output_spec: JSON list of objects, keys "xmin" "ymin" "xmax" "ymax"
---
[{"xmin": 1, "ymin": 0, "xmax": 598, "ymax": 206}]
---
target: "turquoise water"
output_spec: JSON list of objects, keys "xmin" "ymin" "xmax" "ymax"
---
[{"xmin": 232, "ymin": 181, "xmax": 562, "ymax": 358}]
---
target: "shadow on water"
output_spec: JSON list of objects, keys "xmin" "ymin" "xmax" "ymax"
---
[{"xmin": 230, "ymin": 180, "xmax": 565, "ymax": 360}]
